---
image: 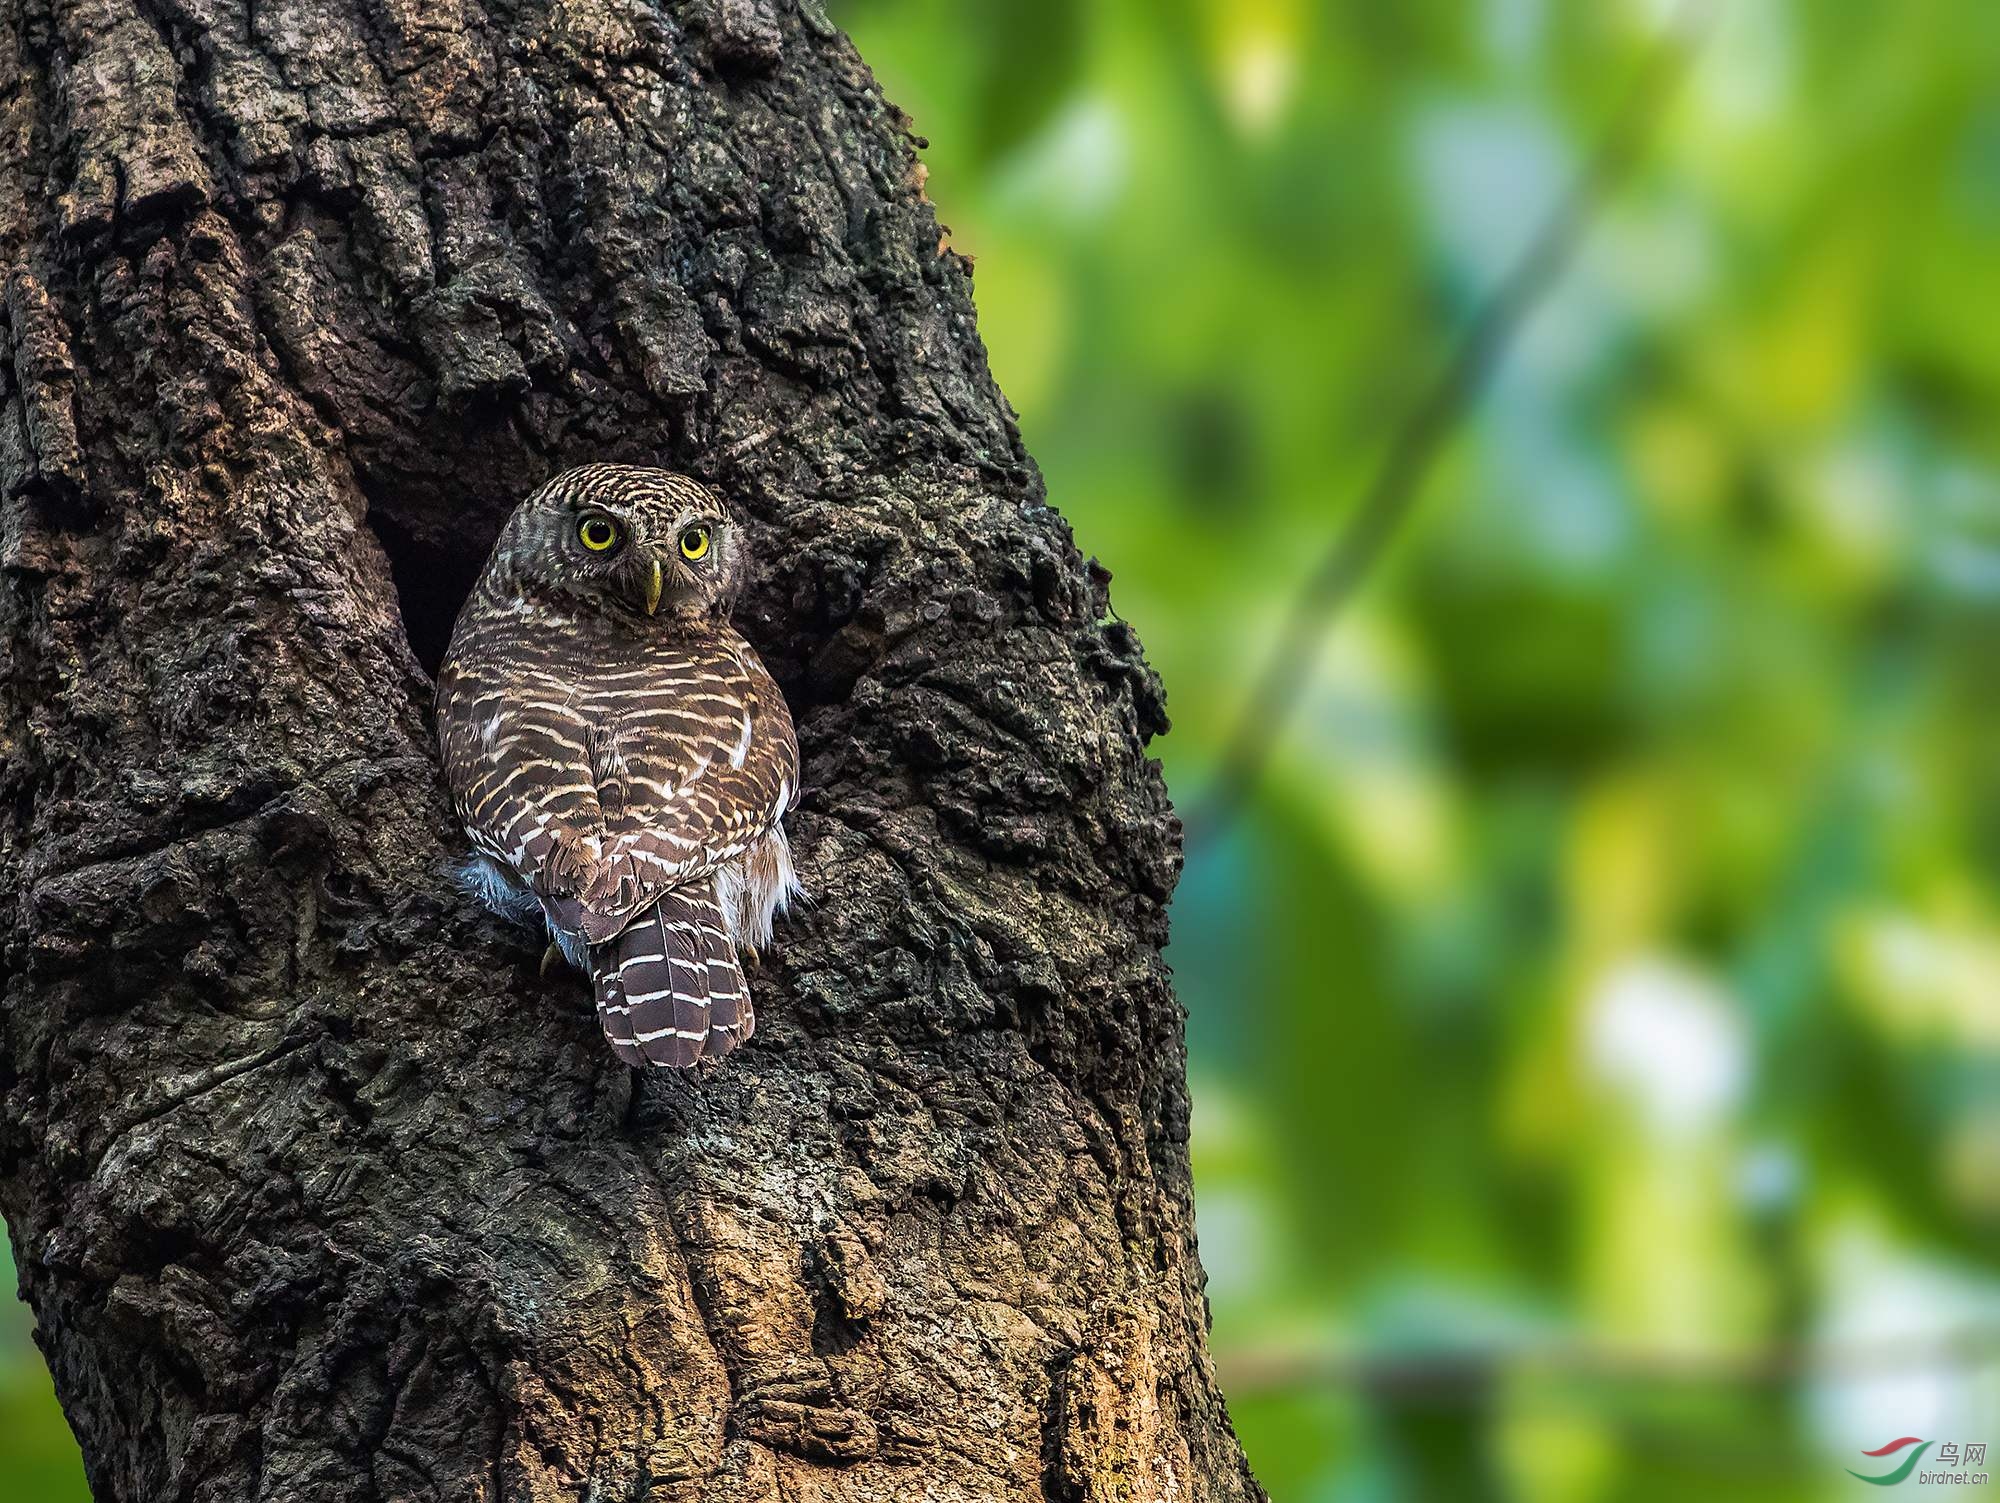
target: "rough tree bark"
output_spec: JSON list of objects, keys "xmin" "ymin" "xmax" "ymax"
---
[{"xmin": 0, "ymin": 0, "xmax": 1264, "ymax": 1498}]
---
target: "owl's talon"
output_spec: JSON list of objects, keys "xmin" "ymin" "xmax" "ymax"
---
[
  {"xmin": 743, "ymin": 944, "xmax": 762, "ymax": 969},
  {"xmin": 540, "ymin": 942, "xmax": 563, "ymax": 977}
]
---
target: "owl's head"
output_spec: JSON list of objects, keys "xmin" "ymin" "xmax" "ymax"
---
[{"xmin": 491, "ymin": 465, "xmax": 747, "ymax": 622}]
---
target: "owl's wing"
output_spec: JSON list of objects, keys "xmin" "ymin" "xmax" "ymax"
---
[
  {"xmin": 575, "ymin": 636, "xmax": 799, "ymax": 941},
  {"xmin": 436, "ymin": 654, "xmax": 608, "ymax": 915}
]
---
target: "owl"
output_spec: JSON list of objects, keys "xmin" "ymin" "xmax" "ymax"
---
[{"xmin": 435, "ymin": 465, "xmax": 801, "ymax": 1067}]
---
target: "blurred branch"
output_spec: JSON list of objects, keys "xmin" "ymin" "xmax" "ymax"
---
[
  {"xmin": 1217, "ymin": 1324, "xmax": 2000, "ymax": 1402},
  {"xmin": 1181, "ymin": 4, "xmax": 1711, "ymax": 848}
]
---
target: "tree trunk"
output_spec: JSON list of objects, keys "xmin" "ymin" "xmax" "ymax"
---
[{"xmin": 0, "ymin": 0, "xmax": 1262, "ymax": 1498}]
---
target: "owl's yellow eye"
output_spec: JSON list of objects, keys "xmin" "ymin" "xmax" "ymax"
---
[
  {"xmin": 578, "ymin": 515, "xmax": 620, "ymax": 553},
  {"xmin": 679, "ymin": 526, "xmax": 711, "ymax": 562}
]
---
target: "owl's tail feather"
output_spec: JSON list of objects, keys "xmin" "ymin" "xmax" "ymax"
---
[{"xmin": 590, "ymin": 886, "xmax": 752, "ymax": 1068}]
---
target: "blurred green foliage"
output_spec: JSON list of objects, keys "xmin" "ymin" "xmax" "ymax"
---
[{"xmin": 7, "ymin": 1, "xmax": 2000, "ymax": 1496}]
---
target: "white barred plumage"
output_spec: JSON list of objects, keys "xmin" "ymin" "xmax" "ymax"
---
[{"xmin": 435, "ymin": 466, "xmax": 801, "ymax": 1067}]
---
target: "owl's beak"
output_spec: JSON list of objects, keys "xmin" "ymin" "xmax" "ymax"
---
[{"xmin": 643, "ymin": 554, "xmax": 664, "ymax": 615}]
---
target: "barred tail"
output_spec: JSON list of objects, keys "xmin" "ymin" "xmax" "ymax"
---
[{"xmin": 590, "ymin": 885, "xmax": 752, "ymax": 1068}]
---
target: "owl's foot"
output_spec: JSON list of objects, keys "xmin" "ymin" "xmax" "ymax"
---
[
  {"xmin": 743, "ymin": 944, "xmax": 762, "ymax": 969},
  {"xmin": 541, "ymin": 941, "xmax": 563, "ymax": 977}
]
